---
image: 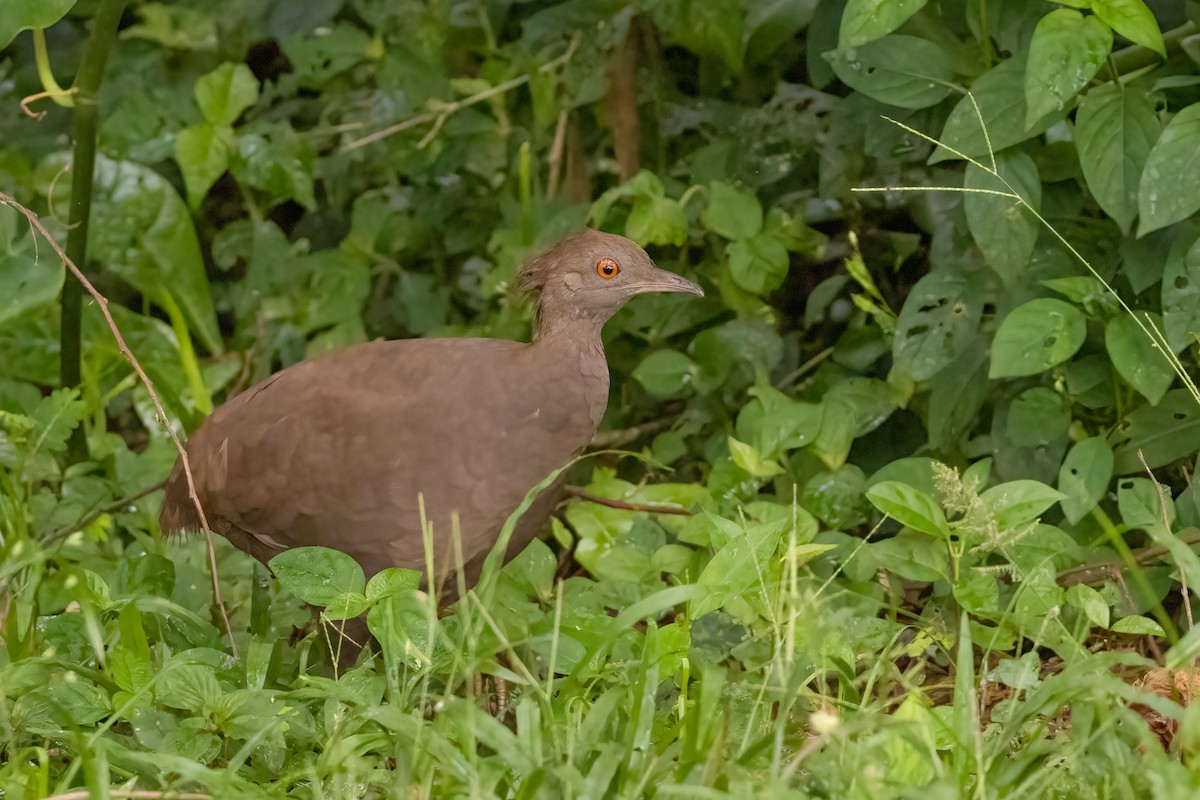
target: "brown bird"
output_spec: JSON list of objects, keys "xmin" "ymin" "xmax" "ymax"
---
[{"xmin": 159, "ymin": 229, "xmax": 702, "ymax": 599}]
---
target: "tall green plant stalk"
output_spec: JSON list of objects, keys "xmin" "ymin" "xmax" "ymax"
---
[{"xmin": 61, "ymin": 0, "xmax": 127, "ymax": 462}]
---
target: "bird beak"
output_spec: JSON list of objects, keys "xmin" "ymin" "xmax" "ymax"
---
[{"xmin": 624, "ymin": 266, "xmax": 705, "ymax": 298}]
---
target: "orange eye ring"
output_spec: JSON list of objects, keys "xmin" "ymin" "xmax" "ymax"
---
[{"xmin": 596, "ymin": 258, "xmax": 620, "ymax": 279}]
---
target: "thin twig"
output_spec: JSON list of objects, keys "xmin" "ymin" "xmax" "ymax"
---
[
  {"xmin": 564, "ymin": 485, "xmax": 692, "ymax": 516},
  {"xmin": 1139, "ymin": 449, "xmax": 1193, "ymax": 629},
  {"xmin": 342, "ymin": 37, "xmax": 579, "ymax": 152},
  {"xmin": 46, "ymin": 481, "xmax": 166, "ymax": 545},
  {"xmin": 589, "ymin": 418, "xmax": 672, "ymax": 449},
  {"xmin": 0, "ymin": 192, "xmax": 239, "ymax": 658},
  {"xmin": 1058, "ymin": 531, "xmax": 1200, "ymax": 586},
  {"xmin": 546, "ymin": 109, "xmax": 569, "ymax": 201}
]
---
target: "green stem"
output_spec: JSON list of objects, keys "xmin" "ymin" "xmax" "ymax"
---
[
  {"xmin": 32, "ymin": 28, "xmax": 75, "ymax": 107},
  {"xmin": 159, "ymin": 288, "xmax": 213, "ymax": 416},
  {"xmin": 1110, "ymin": 20, "xmax": 1196, "ymax": 76},
  {"xmin": 1091, "ymin": 505, "xmax": 1180, "ymax": 643},
  {"xmin": 61, "ymin": 0, "xmax": 127, "ymax": 463}
]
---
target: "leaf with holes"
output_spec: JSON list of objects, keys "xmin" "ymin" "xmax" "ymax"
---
[
  {"xmin": 1024, "ymin": 9, "xmax": 1111, "ymax": 127},
  {"xmin": 1105, "ymin": 312, "xmax": 1175, "ymax": 404},
  {"xmin": 1113, "ymin": 390, "xmax": 1200, "ymax": 473},
  {"xmin": 1163, "ymin": 234, "xmax": 1200, "ymax": 352},
  {"xmin": 964, "ymin": 150, "xmax": 1042, "ymax": 285},
  {"xmin": 825, "ymin": 35, "xmax": 954, "ymax": 110},
  {"xmin": 1075, "ymin": 84, "xmax": 1160, "ymax": 234},
  {"xmin": 893, "ymin": 272, "xmax": 982, "ymax": 381},
  {"xmin": 990, "ymin": 298, "xmax": 1086, "ymax": 378},
  {"xmin": 1057, "ymin": 436, "xmax": 1114, "ymax": 524}
]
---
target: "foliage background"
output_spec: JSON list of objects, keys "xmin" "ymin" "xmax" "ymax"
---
[{"xmin": 3, "ymin": 0, "xmax": 1200, "ymax": 797}]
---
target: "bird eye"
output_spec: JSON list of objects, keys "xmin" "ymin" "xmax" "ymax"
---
[{"xmin": 596, "ymin": 258, "xmax": 620, "ymax": 279}]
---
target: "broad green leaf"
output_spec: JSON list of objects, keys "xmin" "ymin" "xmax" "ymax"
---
[
  {"xmin": 195, "ymin": 62, "xmax": 259, "ymax": 126},
  {"xmin": 80, "ymin": 155, "xmax": 223, "ymax": 353},
  {"xmin": 691, "ymin": 517, "xmax": 789, "ymax": 617},
  {"xmin": 1058, "ymin": 436, "xmax": 1114, "ymax": 524},
  {"xmin": 1066, "ymin": 583, "xmax": 1111, "ymax": 629},
  {"xmin": 1163, "ymin": 234, "xmax": 1200, "ymax": 352},
  {"xmin": 1111, "ymin": 615, "xmax": 1165, "ymax": 635},
  {"xmin": 824, "ymin": 35, "xmax": 954, "ymax": 110},
  {"xmin": 1090, "ymin": 0, "xmax": 1165, "ymax": 57},
  {"xmin": 955, "ymin": 570, "xmax": 1000, "ymax": 614},
  {"xmin": 1075, "ymin": 84, "xmax": 1160, "ymax": 233},
  {"xmin": 802, "ymin": 465, "xmax": 870, "ymax": 529},
  {"xmin": 706, "ymin": 182, "xmax": 763, "ymax": 240},
  {"xmin": 989, "ymin": 298, "xmax": 1086, "ymax": 378},
  {"xmin": 964, "ymin": 151, "xmax": 1042, "ymax": 285},
  {"xmin": 735, "ymin": 384, "xmax": 823, "ymax": 457},
  {"xmin": 0, "ymin": 0, "xmax": 75, "ymax": 49},
  {"xmin": 990, "ymin": 652, "xmax": 1041, "ymax": 689},
  {"xmin": 366, "ymin": 567, "xmax": 422, "ymax": 601},
  {"xmin": 727, "ymin": 232, "xmax": 789, "ymax": 294},
  {"xmin": 1113, "ymin": 389, "xmax": 1200, "ymax": 473},
  {"xmin": 932, "ymin": 58, "xmax": 1059, "ymax": 163},
  {"xmin": 1024, "ymin": 9, "xmax": 1111, "ymax": 127},
  {"xmin": 324, "ymin": 591, "xmax": 371, "ymax": 620},
  {"xmin": 0, "ymin": 207, "xmax": 63, "ymax": 326},
  {"xmin": 270, "ymin": 547, "xmax": 366, "ymax": 607},
  {"xmin": 728, "ymin": 436, "xmax": 784, "ymax": 478},
  {"xmin": 174, "ymin": 122, "xmax": 232, "ymax": 208},
  {"xmin": 1117, "ymin": 477, "xmax": 1176, "ymax": 531},
  {"xmin": 652, "ymin": 0, "xmax": 745, "ymax": 71},
  {"xmin": 893, "ymin": 272, "xmax": 982, "ymax": 381},
  {"xmin": 865, "ymin": 480, "xmax": 950, "ymax": 537},
  {"xmin": 838, "ymin": 0, "xmax": 928, "ymax": 48},
  {"xmin": 626, "ymin": 196, "xmax": 687, "ymax": 246},
  {"xmin": 1139, "ymin": 102, "xmax": 1200, "ymax": 235},
  {"xmin": 1105, "ymin": 312, "xmax": 1175, "ymax": 404},
  {"xmin": 978, "ymin": 480, "xmax": 1065, "ymax": 529},
  {"xmin": 1007, "ymin": 387, "xmax": 1069, "ymax": 447},
  {"xmin": 157, "ymin": 663, "xmax": 222, "ymax": 712},
  {"xmin": 632, "ymin": 349, "xmax": 695, "ymax": 398}
]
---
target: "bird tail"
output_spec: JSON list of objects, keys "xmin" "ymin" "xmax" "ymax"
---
[{"xmin": 158, "ymin": 458, "xmax": 203, "ymax": 536}]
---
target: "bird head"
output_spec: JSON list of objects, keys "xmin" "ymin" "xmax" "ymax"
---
[{"xmin": 520, "ymin": 229, "xmax": 703, "ymax": 339}]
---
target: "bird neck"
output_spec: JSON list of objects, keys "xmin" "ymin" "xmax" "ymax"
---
[
  {"xmin": 532, "ymin": 312, "xmax": 606, "ymax": 351},
  {"xmin": 532, "ymin": 318, "xmax": 609, "ymax": 431}
]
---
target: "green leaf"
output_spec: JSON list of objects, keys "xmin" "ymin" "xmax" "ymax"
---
[
  {"xmin": 0, "ymin": 0, "xmax": 75, "ymax": 49},
  {"xmin": 728, "ymin": 232, "xmax": 789, "ymax": 295},
  {"xmin": 195, "ymin": 62, "xmax": 259, "ymax": 127},
  {"xmin": 1163, "ymin": 234, "xmax": 1200, "ymax": 352},
  {"xmin": 1105, "ymin": 312, "xmax": 1175, "ymax": 404},
  {"xmin": 269, "ymin": 546, "xmax": 366, "ymax": 607},
  {"xmin": 324, "ymin": 591, "xmax": 371, "ymax": 620},
  {"xmin": 691, "ymin": 517, "xmax": 789, "ymax": 617},
  {"xmin": 1023, "ymin": 9, "xmax": 1111, "ymax": 127},
  {"xmin": 0, "ymin": 207, "xmax": 63, "ymax": 326},
  {"xmin": 897, "ymin": 268, "xmax": 979, "ymax": 381},
  {"xmin": 706, "ymin": 182, "xmax": 763, "ymax": 240},
  {"xmin": 174, "ymin": 122, "xmax": 232, "ymax": 208},
  {"xmin": 728, "ymin": 436, "xmax": 784, "ymax": 478},
  {"xmin": 990, "ymin": 652, "xmax": 1041, "ymax": 689},
  {"xmin": 964, "ymin": 150, "xmax": 1042, "ymax": 285},
  {"xmin": 1113, "ymin": 390, "xmax": 1200, "ymax": 473},
  {"xmin": 1111, "ymin": 615, "xmax": 1165, "ymax": 636},
  {"xmin": 865, "ymin": 481, "xmax": 950, "ymax": 538},
  {"xmin": 82, "ymin": 155, "xmax": 223, "ymax": 353},
  {"xmin": 978, "ymin": 480, "xmax": 1066, "ymax": 530},
  {"xmin": 1139, "ymin": 102, "xmax": 1200, "ymax": 235},
  {"xmin": 652, "ymin": 0, "xmax": 745, "ymax": 72},
  {"xmin": 366, "ymin": 568, "xmax": 422, "ymax": 601},
  {"xmin": 632, "ymin": 349, "xmax": 695, "ymax": 398},
  {"xmin": 735, "ymin": 384, "xmax": 823, "ymax": 458},
  {"xmin": 1007, "ymin": 387, "xmax": 1070, "ymax": 448},
  {"xmin": 989, "ymin": 298, "xmax": 1086, "ymax": 378},
  {"xmin": 802, "ymin": 465, "xmax": 870, "ymax": 529},
  {"xmin": 1075, "ymin": 84, "xmax": 1160, "ymax": 233},
  {"xmin": 157, "ymin": 663, "xmax": 222, "ymax": 712},
  {"xmin": 1089, "ymin": 0, "xmax": 1165, "ymax": 57},
  {"xmin": 1067, "ymin": 582, "xmax": 1111, "ymax": 629},
  {"xmin": 824, "ymin": 35, "xmax": 954, "ymax": 110},
  {"xmin": 838, "ymin": 0, "xmax": 928, "ymax": 48},
  {"xmin": 1058, "ymin": 436, "xmax": 1114, "ymax": 524},
  {"xmin": 626, "ymin": 196, "xmax": 687, "ymax": 246},
  {"xmin": 932, "ymin": 58, "xmax": 1059, "ymax": 163}
]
